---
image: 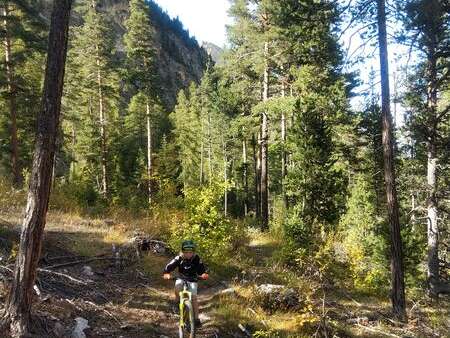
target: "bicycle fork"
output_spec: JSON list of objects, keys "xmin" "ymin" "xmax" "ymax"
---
[{"xmin": 179, "ymin": 287, "xmax": 192, "ymax": 326}]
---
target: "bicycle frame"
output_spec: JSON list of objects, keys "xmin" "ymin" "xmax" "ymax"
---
[{"xmin": 178, "ymin": 280, "xmax": 192, "ymax": 327}]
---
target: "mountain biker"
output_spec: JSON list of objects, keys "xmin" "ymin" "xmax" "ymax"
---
[{"xmin": 163, "ymin": 240, "xmax": 209, "ymax": 327}]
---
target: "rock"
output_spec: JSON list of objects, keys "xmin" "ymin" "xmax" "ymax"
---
[
  {"xmin": 347, "ymin": 316, "xmax": 369, "ymax": 325},
  {"xmin": 220, "ymin": 288, "xmax": 236, "ymax": 295},
  {"xmin": 120, "ymin": 323, "xmax": 133, "ymax": 330},
  {"xmin": 53, "ymin": 322, "xmax": 65, "ymax": 338},
  {"xmin": 259, "ymin": 284, "xmax": 285, "ymax": 294},
  {"xmin": 160, "ymin": 335, "xmax": 170, "ymax": 338},
  {"xmin": 256, "ymin": 284, "xmax": 300, "ymax": 312},
  {"xmin": 71, "ymin": 317, "xmax": 89, "ymax": 338},
  {"xmin": 82, "ymin": 266, "xmax": 94, "ymax": 277},
  {"xmin": 104, "ymin": 219, "xmax": 115, "ymax": 226},
  {"xmin": 199, "ymin": 313, "xmax": 211, "ymax": 322}
]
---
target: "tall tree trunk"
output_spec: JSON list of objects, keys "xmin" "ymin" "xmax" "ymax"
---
[
  {"xmin": 223, "ymin": 137, "xmax": 228, "ymax": 217},
  {"xmin": 96, "ymin": 54, "xmax": 108, "ymax": 197},
  {"xmin": 252, "ymin": 133, "xmax": 260, "ymax": 218},
  {"xmin": 243, "ymin": 138, "xmax": 248, "ymax": 216},
  {"xmin": 200, "ymin": 119, "xmax": 204, "ymax": 185},
  {"xmin": 423, "ymin": 8, "xmax": 450, "ymax": 296},
  {"xmin": 207, "ymin": 110, "xmax": 212, "ymax": 185},
  {"xmin": 70, "ymin": 123, "xmax": 76, "ymax": 182},
  {"xmin": 1, "ymin": 1, "xmax": 72, "ymax": 336},
  {"xmin": 281, "ymin": 79, "xmax": 287, "ymax": 206},
  {"xmin": 427, "ymin": 140, "xmax": 439, "ymax": 292},
  {"xmin": 425, "ymin": 45, "xmax": 442, "ymax": 296},
  {"xmin": 2, "ymin": 2, "xmax": 20, "ymax": 186},
  {"xmin": 92, "ymin": 0, "xmax": 108, "ymax": 197},
  {"xmin": 377, "ymin": 0, "xmax": 406, "ymax": 321},
  {"xmin": 146, "ymin": 101, "xmax": 152, "ymax": 205},
  {"xmin": 260, "ymin": 40, "xmax": 269, "ymax": 231}
]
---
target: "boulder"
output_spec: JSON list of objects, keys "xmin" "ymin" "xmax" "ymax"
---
[
  {"xmin": 71, "ymin": 317, "xmax": 89, "ymax": 338},
  {"xmin": 255, "ymin": 284, "xmax": 300, "ymax": 312},
  {"xmin": 81, "ymin": 266, "xmax": 94, "ymax": 277}
]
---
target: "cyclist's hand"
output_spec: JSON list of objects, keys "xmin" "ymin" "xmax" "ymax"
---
[
  {"xmin": 163, "ymin": 273, "xmax": 171, "ymax": 280},
  {"xmin": 200, "ymin": 273, "xmax": 209, "ymax": 280}
]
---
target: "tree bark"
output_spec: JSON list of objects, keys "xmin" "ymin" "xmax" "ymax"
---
[
  {"xmin": 223, "ymin": 137, "xmax": 228, "ymax": 217},
  {"xmin": 260, "ymin": 40, "xmax": 269, "ymax": 231},
  {"xmin": 207, "ymin": 109, "xmax": 212, "ymax": 186},
  {"xmin": 377, "ymin": 0, "xmax": 406, "ymax": 321},
  {"xmin": 1, "ymin": 0, "xmax": 72, "ymax": 336},
  {"xmin": 146, "ymin": 101, "xmax": 152, "ymax": 205},
  {"xmin": 200, "ymin": 118, "xmax": 204, "ymax": 185},
  {"xmin": 92, "ymin": 0, "xmax": 108, "ymax": 197},
  {"xmin": 425, "ymin": 41, "xmax": 441, "ymax": 296},
  {"xmin": 96, "ymin": 51, "xmax": 108, "ymax": 197},
  {"xmin": 243, "ymin": 138, "xmax": 248, "ymax": 216},
  {"xmin": 281, "ymin": 79, "xmax": 287, "ymax": 207},
  {"xmin": 252, "ymin": 133, "xmax": 260, "ymax": 218},
  {"xmin": 2, "ymin": 2, "xmax": 20, "ymax": 186}
]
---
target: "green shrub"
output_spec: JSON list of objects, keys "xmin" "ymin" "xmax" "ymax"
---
[{"xmin": 169, "ymin": 182, "xmax": 248, "ymax": 262}]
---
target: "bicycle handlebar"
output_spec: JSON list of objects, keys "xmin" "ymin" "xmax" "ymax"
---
[{"xmin": 165, "ymin": 274, "xmax": 207, "ymax": 281}]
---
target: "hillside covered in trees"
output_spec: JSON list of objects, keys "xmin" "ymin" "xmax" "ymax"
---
[{"xmin": 0, "ymin": 0, "xmax": 449, "ymax": 337}]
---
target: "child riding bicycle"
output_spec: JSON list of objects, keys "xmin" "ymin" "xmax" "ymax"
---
[{"xmin": 163, "ymin": 240, "xmax": 209, "ymax": 327}]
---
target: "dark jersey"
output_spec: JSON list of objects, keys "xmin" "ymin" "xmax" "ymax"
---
[{"xmin": 164, "ymin": 254, "xmax": 207, "ymax": 282}]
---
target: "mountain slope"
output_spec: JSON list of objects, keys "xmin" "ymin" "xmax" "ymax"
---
[{"xmin": 39, "ymin": 0, "xmax": 207, "ymax": 110}]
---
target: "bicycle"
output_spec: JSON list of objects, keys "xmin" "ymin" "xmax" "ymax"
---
[{"xmin": 168, "ymin": 275, "xmax": 202, "ymax": 338}]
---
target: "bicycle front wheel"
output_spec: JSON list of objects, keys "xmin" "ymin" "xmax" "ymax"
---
[{"xmin": 183, "ymin": 300, "xmax": 196, "ymax": 338}]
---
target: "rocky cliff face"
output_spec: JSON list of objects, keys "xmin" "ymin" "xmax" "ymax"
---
[
  {"xmin": 40, "ymin": 0, "xmax": 207, "ymax": 110},
  {"xmin": 100, "ymin": 0, "xmax": 207, "ymax": 109},
  {"xmin": 202, "ymin": 42, "xmax": 224, "ymax": 65}
]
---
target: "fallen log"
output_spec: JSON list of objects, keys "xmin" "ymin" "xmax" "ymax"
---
[{"xmin": 46, "ymin": 256, "xmax": 131, "ymax": 269}]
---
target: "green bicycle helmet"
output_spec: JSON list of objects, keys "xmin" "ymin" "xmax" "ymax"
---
[{"xmin": 181, "ymin": 239, "xmax": 196, "ymax": 252}]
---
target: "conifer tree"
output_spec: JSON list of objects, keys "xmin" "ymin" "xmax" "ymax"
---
[{"xmin": 124, "ymin": 0, "xmax": 157, "ymax": 205}]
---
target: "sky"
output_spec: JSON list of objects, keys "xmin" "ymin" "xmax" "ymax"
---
[
  {"xmin": 154, "ymin": 0, "xmax": 231, "ymax": 48},
  {"xmin": 153, "ymin": 0, "xmax": 411, "ymax": 125}
]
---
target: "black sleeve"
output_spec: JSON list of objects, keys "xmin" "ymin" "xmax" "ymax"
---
[
  {"xmin": 164, "ymin": 255, "xmax": 181, "ymax": 273},
  {"xmin": 195, "ymin": 255, "xmax": 208, "ymax": 275}
]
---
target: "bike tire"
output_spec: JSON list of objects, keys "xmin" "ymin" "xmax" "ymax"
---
[
  {"xmin": 179, "ymin": 302, "xmax": 186, "ymax": 338},
  {"xmin": 183, "ymin": 300, "xmax": 196, "ymax": 338}
]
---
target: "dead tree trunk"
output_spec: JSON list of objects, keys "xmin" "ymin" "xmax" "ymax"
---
[
  {"xmin": 260, "ymin": 40, "xmax": 269, "ymax": 231},
  {"xmin": 207, "ymin": 109, "xmax": 212, "ymax": 186},
  {"xmin": 92, "ymin": 0, "xmax": 108, "ymax": 197},
  {"xmin": 96, "ymin": 52, "xmax": 108, "ymax": 197},
  {"xmin": 377, "ymin": 0, "xmax": 406, "ymax": 321},
  {"xmin": 424, "ymin": 39, "xmax": 449, "ymax": 296},
  {"xmin": 281, "ymin": 78, "xmax": 287, "ymax": 207},
  {"xmin": 243, "ymin": 138, "xmax": 248, "ymax": 216},
  {"xmin": 252, "ymin": 133, "xmax": 260, "ymax": 218},
  {"xmin": 146, "ymin": 100, "xmax": 152, "ymax": 205},
  {"xmin": 2, "ymin": 2, "xmax": 20, "ymax": 186},
  {"xmin": 200, "ymin": 117, "xmax": 204, "ymax": 185},
  {"xmin": 223, "ymin": 136, "xmax": 228, "ymax": 217},
  {"xmin": 1, "ymin": 0, "xmax": 72, "ymax": 336}
]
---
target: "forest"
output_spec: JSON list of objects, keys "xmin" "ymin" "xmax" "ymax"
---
[{"xmin": 0, "ymin": 0, "xmax": 449, "ymax": 337}]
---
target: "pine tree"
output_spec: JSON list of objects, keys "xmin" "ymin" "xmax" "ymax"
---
[
  {"xmin": 1, "ymin": 1, "xmax": 72, "ymax": 334},
  {"xmin": 0, "ymin": 0, "xmax": 47, "ymax": 185},
  {"xmin": 124, "ymin": 0, "xmax": 157, "ymax": 205},
  {"xmin": 377, "ymin": 0, "xmax": 406, "ymax": 320},
  {"xmin": 401, "ymin": 0, "xmax": 450, "ymax": 296},
  {"xmin": 62, "ymin": 0, "xmax": 119, "ymax": 198},
  {"xmin": 284, "ymin": 66, "xmax": 346, "ymax": 246}
]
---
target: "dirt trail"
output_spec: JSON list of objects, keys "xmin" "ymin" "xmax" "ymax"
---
[{"xmin": 0, "ymin": 217, "xmax": 231, "ymax": 338}]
